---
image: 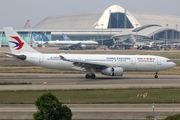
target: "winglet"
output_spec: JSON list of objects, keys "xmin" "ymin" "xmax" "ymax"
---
[{"xmin": 59, "ymin": 55, "xmax": 69, "ymax": 61}]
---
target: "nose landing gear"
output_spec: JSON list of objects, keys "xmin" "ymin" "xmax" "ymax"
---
[{"xmin": 154, "ymin": 72, "xmax": 158, "ymax": 78}]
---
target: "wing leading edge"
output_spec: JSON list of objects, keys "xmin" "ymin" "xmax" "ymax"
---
[{"xmin": 59, "ymin": 55, "xmax": 109, "ymax": 69}]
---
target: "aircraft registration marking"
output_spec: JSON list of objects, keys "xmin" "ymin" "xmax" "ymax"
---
[{"xmin": 47, "ymin": 57, "xmax": 60, "ymax": 60}]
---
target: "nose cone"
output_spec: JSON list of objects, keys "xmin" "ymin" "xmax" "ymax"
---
[
  {"xmin": 172, "ymin": 62, "xmax": 176, "ymax": 67},
  {"xmin": 163, "ymin": 59, "xmax": 176, "ymax": 70}
]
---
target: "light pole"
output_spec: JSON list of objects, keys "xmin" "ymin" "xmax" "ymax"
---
[
  {"xmin": 109, "ymin": 9, "xmax": 111, "ymax": 37},
  {"xmin": 136, "ymin": 24, "xmax": 138, "ymax": 41},
  {"xmin": 96, "ymin": 23, "xmax": 99, "ymax": 40},
  {"xmin": 152, "ymin": 103, "xmax": 154, "ymax": 120},
  {"xmin": 166, "ymin": 24, "xmax": 168, "ymax": 45},
  {"xmin": 117, "ymin": 13, "xmax": 118, "ymax": 28},
  {"xmin": 101, "ymin": 24, "xmax": 104, "ymax": 46},
  {"xmin": 176, "ymin": 24, "xmax": 178, "ymax": 42}
]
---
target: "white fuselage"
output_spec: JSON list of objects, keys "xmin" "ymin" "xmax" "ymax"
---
[
  {"xmin": 46, "ymin": 41, "xmax": 99, "ymax": 48},
  {"xmin": 24, "ymin": 53, "xmax": 176, "ymax": 72}
]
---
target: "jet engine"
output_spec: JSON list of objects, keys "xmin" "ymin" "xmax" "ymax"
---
[
  {"xmin": 101, "ymin": 67, "xmax": 123, "ymax": 76},
  {"xmin": 80, "ymin": 44, "xmax": 86, "ymax": 49}
]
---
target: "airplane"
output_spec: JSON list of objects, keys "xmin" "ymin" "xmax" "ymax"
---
[
  {"xmin": 40, "ymin": 32, "xmax": 99, "ymax": 50},
  {"xmin": 4, "ymin": 27, "xmax": 176, "ymax": 79}
]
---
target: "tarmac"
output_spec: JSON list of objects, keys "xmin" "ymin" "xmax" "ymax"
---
[
  {"xmin": 0, "ymin": 73, "xmax": 180, "ymax": 119},
  {"xmin": 0, "ymin": 73, "xmax": 180, "ymax": 90}
]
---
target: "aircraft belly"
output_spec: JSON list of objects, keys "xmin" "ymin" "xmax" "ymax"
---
[
  {"xmin": 136, "ymin": 62, "xmax": 155, "ymax": 72},
  {"xmin": 53, "ymin": 61, "xmax": 72, "ymax": 70},
  {"xmin": 124, "ymin": 66, "xmax": 136, "ymax": 71},
  {"xmin": 120, "ymin": 62, "xmax": 136, "ymax": 71}
]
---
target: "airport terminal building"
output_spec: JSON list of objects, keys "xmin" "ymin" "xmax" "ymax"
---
[{"xmin": 1, "ymin": 5, "xmax": 180, "ymax": 48}]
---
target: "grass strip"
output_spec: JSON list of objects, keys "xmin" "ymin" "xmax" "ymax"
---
[
  {"xmin": 0, "ymin": 88, "xmax": 180, "ymax": 104},
  {"xmin": 0, "ymin": 82, "xmax": 32, "ymax": 85}
]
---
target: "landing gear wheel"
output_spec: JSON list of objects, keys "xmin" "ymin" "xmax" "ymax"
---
[
  {"xmin": 154, "ymin": 75, "xmax": 158, "ymax": 78},
  {"xmin": 85, "ymin": 74, "xmax": 96, "ymax": 79},
  {"xmin": 154, "ymin": 72, "xmax": 158, "ymax": 78},
  {"xmin": 85, "ymin": 74, "xmax": 90, "ymax": 79},
  {"xmin": 91, "ymin": 74, "xmax": 96, "ymax": 79}
]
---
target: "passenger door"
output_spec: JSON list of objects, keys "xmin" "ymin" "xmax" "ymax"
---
[
  {"xmin": 157, "ymin": 58, "xmax": 161, "ymax": 65},
  {"xmin": 131, "ymin": 57, "xmax": 136, "ymax": 70},
  {"xmin": 39, "ymin": 55, "xmax": 44, "ymax": 63}
]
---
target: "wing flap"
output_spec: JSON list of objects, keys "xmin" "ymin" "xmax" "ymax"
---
[{"xmin": 65, "ymin": 42, "xmax": 81, "ymax": 49}]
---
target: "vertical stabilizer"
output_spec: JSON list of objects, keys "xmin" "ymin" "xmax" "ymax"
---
[
  {"xmin": 4, "ymin": 27, "xmax": 39, "ymax": 54},
  {"xmin": 62, "ymin": 33, "xmax": 71, "ymax": 41},
  {"xmin": 32, "ymin": 33, "xmax": 43, "ymax": 42},
  {"xmin": 40, "ymin": 32, "xmax": 50, "ymax": 42}
]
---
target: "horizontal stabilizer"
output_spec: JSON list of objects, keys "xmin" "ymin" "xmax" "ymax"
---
[{"xmin": 5, "ymin": 52, "xmax": 26, "ymax": 60}]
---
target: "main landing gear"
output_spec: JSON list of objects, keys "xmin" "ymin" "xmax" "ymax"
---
[
  {"xmin": 85, "ymin": 73, "xmax": 96, "ymax": 79},
  {"xmin": 154, "ymin": 72, "xmax": 158, "ymax": 78}
]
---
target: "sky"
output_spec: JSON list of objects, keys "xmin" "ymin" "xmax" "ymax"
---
[{"xmin": 0, "ymin": 0, "xmax": 180, "ymax": 29}]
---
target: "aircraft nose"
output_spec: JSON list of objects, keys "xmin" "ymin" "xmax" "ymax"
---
[{"xmin": 172, "ymin": 62, "xmax": 176, "ymax": 67}]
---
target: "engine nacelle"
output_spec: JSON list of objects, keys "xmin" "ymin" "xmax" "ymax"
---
[
  {"xmin": 101, "ymin": 67, "xmax": 123, "ymax": 76},
  {"xmin": 80, "ymin": 44, "xmax": 86, "ymax": 49}
]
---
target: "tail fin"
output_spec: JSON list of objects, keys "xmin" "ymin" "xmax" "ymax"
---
[
  {"xmin": 32, "ymin": 33, "xmax": 43, "ymax": 42},
  {"xmin": 62, "ymin": 33, "xmax": 71, "ymax": 41},
  {"xmin": 40, "ymin": 32, "xmax": 50, "ymax": 42},
  {"xmin": 55, "ymin": 37, "xmax": 59, "ymax": 41},
  {"xmin": 3, "ymin": 27, "xmax": 39, "ymax": 54}
]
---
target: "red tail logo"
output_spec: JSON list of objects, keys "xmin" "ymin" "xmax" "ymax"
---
[{"xmin": 9, "ymin": 36, "xmax": 24, "ymax": 50}]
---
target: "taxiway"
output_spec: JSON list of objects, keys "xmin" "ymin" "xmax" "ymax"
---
[{"xmin": 0, "ymin": 73, "xmax": 179, "ymax": 90}]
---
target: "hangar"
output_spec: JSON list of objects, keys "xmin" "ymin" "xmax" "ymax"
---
[{"xmin": 0, "ymin": 5, "xmax": 180, "ymax": 48}]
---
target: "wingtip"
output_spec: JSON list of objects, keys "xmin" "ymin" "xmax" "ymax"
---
[{"xmin": 59, "ymin": 55, "xmax": 66, "ymax": 60}]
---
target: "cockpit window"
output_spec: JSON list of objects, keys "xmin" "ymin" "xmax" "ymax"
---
[{"xmin": 167, "ymin": 60, "xmax": 173, "ymax": 62}]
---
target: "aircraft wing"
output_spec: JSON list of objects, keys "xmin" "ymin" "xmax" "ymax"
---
[
  {"xmin": 65, "ymin": 42, "xmax": 81, "ymax": 48},
  {"xmin": 60, "ymin": 55, "xmax": 109, "ymax": 69}
]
